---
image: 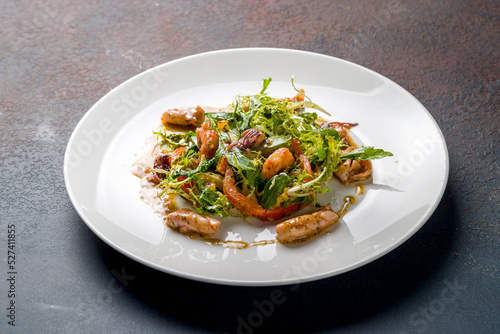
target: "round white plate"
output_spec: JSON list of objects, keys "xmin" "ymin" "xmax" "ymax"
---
[{"xmin": 64, "ymin": 48, "xmax": 448, "ymax": 286}]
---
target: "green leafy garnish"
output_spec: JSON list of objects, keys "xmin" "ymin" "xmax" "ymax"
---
[
  {"xmin": 340, "ymin": 147, "xmax": 394, "ymax": 160},
  {"xmin": 260, "ymin": 173, "xmax": 290, "ymax": 209},
  {"xmin": 198, "ymin": 188, "xmax": 228, "ymax": 214},
  {"xmin": 286, "ymin": 132, "xmax": 340, "ymax": 197},
  {"xmin": 260, "ymin": 135, "xmax": 291, "ymax": 155},
  {"xmin": 233, "ymin": 106, "xmax": 254, "ymax": 134},
  {"xmin": 172, "ymin": 155, "xmax": 216, "ymax": 178}
]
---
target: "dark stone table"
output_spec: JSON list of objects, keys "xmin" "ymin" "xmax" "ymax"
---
[{"xmin": 1, "ymin": 1, "xmax": 498, "ymax": 333}]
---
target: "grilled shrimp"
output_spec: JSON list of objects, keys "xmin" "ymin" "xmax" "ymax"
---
[
  {"xmin": 275, "ymin": 204, "xmax": 339, "ymax": 243},
  {"xmin": 260, "ymin": 140, "xmax": 314, "ymax": 222},
  {"xmin": 165, "ymin": 208, "xmax": 221, "ymax": 236},
  {"xmin": 261, "ymin": 148, "xmax": 295, "ymax": 181},
  {"xmin": 196, "ymin": 121, "xmax": 219, "ymax": 161},
  {"xmin": 161, "ymin": 106, "xmax": 205, "ymax": 127},
  {"xmin": 222, "ymin": 157, "xmax": 266, "ymax": 218}
]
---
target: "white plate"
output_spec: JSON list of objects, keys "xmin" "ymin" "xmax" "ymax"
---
[{"xmin": 64, "ymin": 48, "xmax": 448, "ymax": 286}]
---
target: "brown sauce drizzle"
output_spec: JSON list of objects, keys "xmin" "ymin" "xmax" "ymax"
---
[
  {"xmin": 250, "ymin": 240, "xmax": 276, "ymax": 247},
  {"xmin": 338, "ymin": 195, "xmax": 357, "ymax": 218},
  {"xmin": 204, "ymin": 239, "xmax": 250, "ymax": 249},
  {"xmin": 173, "ymin": 230, "xmax": 275, "ymax": 249},
  {"xmin": 355, "ymin": 183, "xmax": 365, "ymax": 195},
  {"xmin": 163, "ymin": 194, "xmax": 179, "ymax": 214}
]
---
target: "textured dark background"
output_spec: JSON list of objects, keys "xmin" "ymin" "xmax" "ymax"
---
[{"xmin": 1, "ymin": 0, "xmax": 498, "ymax": 333}]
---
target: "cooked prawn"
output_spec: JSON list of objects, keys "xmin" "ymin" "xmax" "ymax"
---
[
  {"xmin": 260, "ymin": 140, "xmax": 314, "ymax": 221},
  {"xmin": 275, "ymin": 204, "xmax": 339, "ymax": 243},
  {"xmin": 290, "ymin": 138, "xmax": 313, "ymax": 180},
  {"xmin": 196, "ymin": 121, "xmax": 219, "ymax": 162},
  {"xmin": 165, "ymin": 208, "xmax": 221, "ymax": 236},
  {"xmin": 261, "ymin": 148, "xmax": 295, "ymax": 181},
  {"xmin": 222, "ymin": 157, "xmax": 266, "ymax": 218},
  {"xmin": 161, "ymin": 106, "xmax": 205, "ymax": 127}
]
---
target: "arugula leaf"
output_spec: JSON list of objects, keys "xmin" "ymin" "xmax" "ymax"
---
[
  {"xmin": 260, "ymin": 173, "xmax": 290, "ymax": 209},
  {"xmin": 229, "ymin": 148, "xmax": 259, "ymax": 188},
  {"xmin": 260, "ymin": 135, "xmax": 291, "ymax": 156},
  {"xmin": 233, "ymin": 108, "xmax": 254, "ymax": 134},
  {"xmin": 231, "ymin": 148, "xmax": 256, "ymax": 170},
  {"xmin": 317, "ymin": 148, "xmax": 327, "ymax": 161},
  {"xmin": 340, "ymin": 146, "xmax": 393, "ymax": 160},
  {"xmin": 215, "ymin": 145, "xmax": 262, "ymax": 190}
]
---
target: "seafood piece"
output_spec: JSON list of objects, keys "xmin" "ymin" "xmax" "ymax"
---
[
  {"xmin": 223, "ymin": 158, "xmax": 266, "ymax": 218},
  {"xmin": 290, "ymin": 138, "xmax": 313, "ymax": 179},
  {"xmin": 261, "ymin": 148, "xmax": 295, "ymax": 181},
  {"xmin": 149, "ymin": 147, "xmax": 187, "ymax": 184},
  {"xmin": 196, "ymin": 121, "xmax": 219, "ymax": 161},
  {"xmin": 291, "ymin": 89, "xmax": 305, "ymax": 101},
  {"xmin": 150, "ymin": 153, "xmax": 170, "ymax": 184},
  {"xmin": 322, "ymin": 122, "xmax": 358, "ymax": 144},
  {"xmin": 236, "ymin": 129, "xmax": 266, "ymax": 151},
  {"xmin": 216, "ymin": 154, "xmax": 228, "ymax": 175},
  {"xmin": 165, "ymin": 209, "xmax": 221, "ymax": 236},
  {"xmin": 258, "ymin": 138, "xmax": 315, "ymax": 222},
  {"xmin": 161, "ymin": 106, "xmax": 205, "ymax": 127},
  {"xmin": 334, "ymin": 157, "xmax": 372, "ymax": 185},
  {"xmin": 275, "ymin": 204, "xmax": 339, "ymax": 243},
  {"xmin": 283, "ymin": 88, "xmax": 305, "ymax": 102}
]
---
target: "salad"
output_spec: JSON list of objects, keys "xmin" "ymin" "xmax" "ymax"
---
[{"xmin": 135, "ymin": 78, "xmax": 392, "ymax": 244}]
